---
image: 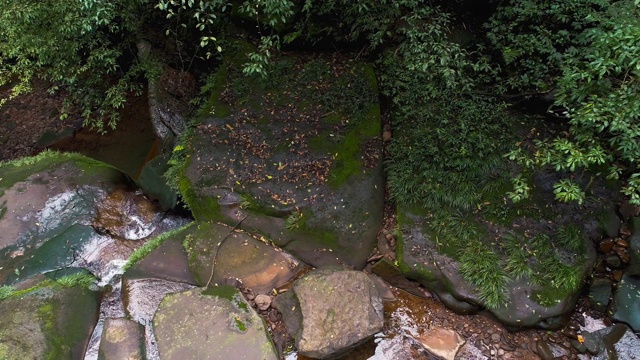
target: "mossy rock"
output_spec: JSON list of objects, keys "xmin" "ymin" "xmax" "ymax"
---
[
  {"xmin": 136, "ymin": 153, "xmax": 178, "ymax": 210},
  {"xmin": 183, "ymin": 221, "xmax": 304, "ymax": 294},
  {"xmin": 395, "ymin": 179, "xmax": 606, "ymax": 329},
  {"xmin": 153, "ymin": 286, "xmax": 278, "ymax": 360},
  {"xmin": 177, "ymin": 46, "xmax": 383, "ymax": 269},
  {"xmin": 0, "ymin": 151, "xmax": 129, "ymax": 285},
  {"xmin": 98, "ymin": 318, "xmax": 145, "ymax": 360},
  {"xmin": 0, "ymin": 283, "xmax": 99, "ymax": 359}
]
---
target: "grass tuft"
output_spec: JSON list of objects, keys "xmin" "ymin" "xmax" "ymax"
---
[{"xmin": 124, "ymin": 222, "xmax": 194, "ymax": 271}]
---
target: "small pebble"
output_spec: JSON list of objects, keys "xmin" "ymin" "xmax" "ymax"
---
[{"xmin": 255, "ymin": 294, "xmax": 272, "ymax": 311}]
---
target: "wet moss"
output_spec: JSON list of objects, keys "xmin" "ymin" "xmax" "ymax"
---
[
  {"xmin": 124, "ymin": 222, "xmax": 195, "ymax": 271},
  {"xmin": 308, "ymin": 104, "xmax": 381, "ymax": 189},
  {"xmin": 199, "ymin": 66, "xmax": 232, "ymax": 119},
  {"xmin": 179, "ymin": 173, "xmax": 222, "ymax": 222},
  {"xmin": 203, "ymin": 285, "xmax": 250, "ymax": 313}
]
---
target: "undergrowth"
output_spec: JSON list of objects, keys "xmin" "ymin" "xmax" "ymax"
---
[
  {"xmin": 426, "ymin": 210, "xmax": 586, "ymax": 308},
  {"xmin": 386, "ymin": 93, "xmax": 515, "ymax": 211}
]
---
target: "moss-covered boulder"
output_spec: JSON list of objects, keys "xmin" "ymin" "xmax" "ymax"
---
[
  {"xmin": 0, "ymin": 151, "xmax": 129, "ymax": 285},
  {"xmin": 394, "ymin": 170, "xmax": 615, "ymax": 329},
  {"xmin": 153, "ymin": 286, "xmax": 278, "ymax": 360},
  {"xmin": 175, "ymin": 46, "xmax": 383, "ymax": 269},
  {"xmin": 183, "ymin": 221, "xmax": 304, "ymax": 294},
  {"xmin": 0, "ymin": 283, "xmax": 99, "ymax": 359}
]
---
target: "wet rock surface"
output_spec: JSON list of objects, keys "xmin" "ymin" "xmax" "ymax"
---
[
  {"xmin": 98, "ymin": 318, "xmax": 145, "ymax": 360},
  {"xmin": 184, "ymin": 221, "xmax": 304, "ymax": 294},
  {"xmin": 0, "ymin": 284, "xmax": 99, "ymax": 359},
  {"xmin": 415, "ymin": 328, "xmax": 465, "ymax": 360},
  {"xmin": 153, "ymin": 286, "xmax": 278, "ymax": 360},
  {"xmin": 274, "ymin": 268, "xmax": 384, "ymax": 359}
]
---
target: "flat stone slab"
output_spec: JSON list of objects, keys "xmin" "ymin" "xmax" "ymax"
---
[
  {"xmin": 98, "ymin": 318, "xmax": 145, "ymax": 360},
  {"xmin": 153, "ymin": 286, "xmax": 278, "ymax": 360},
  {"xmin": 184, "ymin": 221, "xmax": 304, "ymax": 294},
  {"xmin": 415, "ymin": 328, "xmax": 465, "ymax": 360},
  {"xmin": 274, "ymin": 267, "xmax": 384, "ymax": 359}
]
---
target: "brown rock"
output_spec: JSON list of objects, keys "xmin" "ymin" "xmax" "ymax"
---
[
  {"xmin": 612, "ymin": 270, "xmax": 624, "ymax": 282},
  {"xmin": 599, "ymin": 238, "xmax": 615, "ymax": 253},
  {"xmin": 415, "ymin": 328, "xmax": 465, "ymax": 360},
  {"xmin": 377, "ymin": 234, "xmax": 392, "ymax": 256},
  {"xmin": 615, "ymin": 248, "xmax": 630, "ymax": 264},
  {"xmin": 616, "ymin": 239, "xmax": 629, "ymax": 248},
  {"xmin": 255, "ymin": 294, "xmax": 272, "ymax": 311},
  {"xmin": 536, "ymin": 340, "xmax": 555, "ymax": 360},
  {"xmin": 382, "ymin": 131, "xmax": 392, "ymax": 142}
]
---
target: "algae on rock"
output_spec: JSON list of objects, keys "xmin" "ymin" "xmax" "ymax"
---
[{"xmin": 173, "ymin": 45, "xmax": 384, "ymax": 269}]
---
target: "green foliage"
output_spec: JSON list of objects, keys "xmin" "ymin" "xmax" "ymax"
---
[
  {"xmin": 459, "ymin": 240, "xmax": 509, "ymax": 309},
  {"xmin": 501, "ymin": 232, "xmax": 534, "ymax": 280},
  {"xmin": 505, "ymin": 0, "xmax": 640, "ymax": 205},
  {"xmin": 285, "ymin": 210, "xmax": 303, "ymax": 230},
  {"xmin": 0, "ymin": 285, "xmax": 15, "ymax": 301},
  {"xmin": 387, "ymin": 94, "xmax": 514, "ymax": 210},
  {"xmin": 553, "ymin": 179, "xmax": 586, "ymax": 205},
  {"xmin": 0, "ymin": 0, "xmax": 152, "ymax": 132},
  {"xmin": 485, "ymin": 0, "xmax": 610, "ymax": 92},
  {"xmin": 54, "ymin": 273, "xmax": 96, "ymax": 288},
  {"xmin": 556, "ymin": 224, "xmax": 584, "ymax": 253}
]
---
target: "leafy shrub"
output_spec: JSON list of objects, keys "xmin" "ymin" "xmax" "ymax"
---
[
  {"xmin": 386, "ymin": 94, "xmax": 514, "ymax": 210},
  {"xmin": 485, "ymin": 0, "xmax": 609, "ymax": 92}
]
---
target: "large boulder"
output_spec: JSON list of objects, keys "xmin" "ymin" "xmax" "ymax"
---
[
  {"xmin": 183, "ymin": 221, "xmax": 304, "ymax": 294},
  {"xmin": 176, "ymin": 46, "xmax": 384, "ymax": 269},
  {"xmin": 395, "ymin": 169, "xmax": 614, "ymax": 329},
  {"xmin": 152, "ymin": 286, "xmax": 278, "ymax": 360},
  {"xmin": 0, "ymin": 283, "xmax": 100, "ymax": 359},
  {"xmin": 273, "ymin": 268, "xmax": 384, "ymax": 358},
  {"xmin": 0, "ymin": 152, "xmax": 126, "ymax": 285}
]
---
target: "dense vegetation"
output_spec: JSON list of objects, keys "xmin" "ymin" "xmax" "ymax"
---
[
  {"xmin": 1, "ymin": 0, "xmax": 639, "ymax": 306},
  {"xmin": 2, "ymin": 0, "xmax": 638, "ymax": 204}
]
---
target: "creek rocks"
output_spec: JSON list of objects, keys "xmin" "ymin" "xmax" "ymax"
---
[
  {"xmin": 183, "ymin": 221, "xmax": 304, "ymax": 294},
  {"xmin": 611, "ymin": 274, "xmax": 640, "ymax": 332},
  {"xmin": 273, "ymin": 268, "xmax": 384, "ymax": 359},
  {"xmin": 153, "ymin": 286, "xmax": 278, "ymax": 360},
  {"xmin": 415, "ymin": 328, "xmax": 465, "ymax": 360},
  {"xmin": 98, "ymin": 318, "xmax": 145, "ymax": 360},
  {"xmin": 0, "ymin": 284, "xmax": 99, "ymax": 359},
  {"xmin": 576, "ymin": 324, "xmax": 640, "ymax": 359},
  {"xmin": 0, "ymin": 152, "xmax": 126, "ymax": 285},
  {"xmin": 177, "ymin": 50, "xmax": 383, "ymax": 269},
  {"xmin": 93, "ymin": 188, "xmax": 162, "ymax": 240}
]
